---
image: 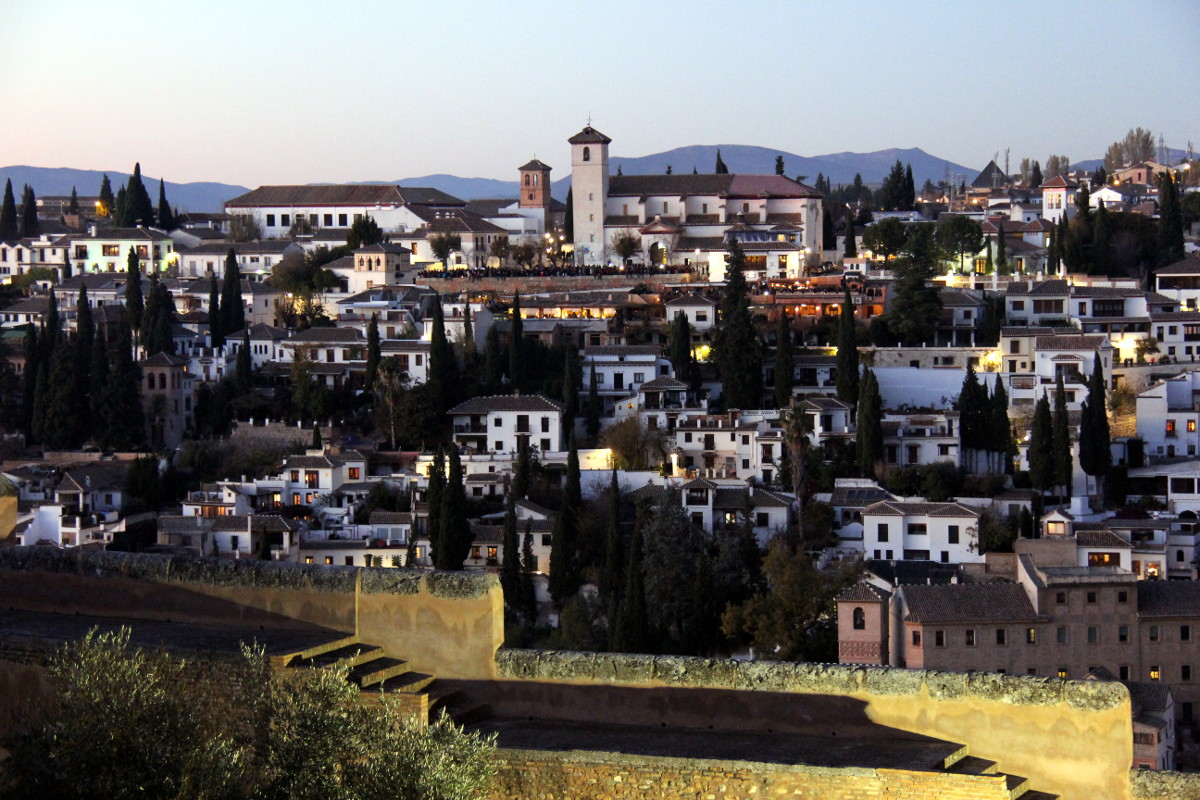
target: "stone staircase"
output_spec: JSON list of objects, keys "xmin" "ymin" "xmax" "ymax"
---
[
  {"xmin": 941, "ymin": 746, "xmax": 1058, "ymax": 800},
  {"xmin": 272, "ymin": 634, "xmax": 492, "ymax": 725}
]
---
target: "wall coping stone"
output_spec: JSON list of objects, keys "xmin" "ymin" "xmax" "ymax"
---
[
  {"xmin": 0, "ymin": 546, "xmax": 496, "ymax": 597},
  {"xmin": 495, "ymin": 648, "xmax": 1128, "ymax": 711}
]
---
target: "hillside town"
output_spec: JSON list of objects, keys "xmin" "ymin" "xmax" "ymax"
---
[{"xmin": 3, "ymin": 122, "xmax": 1200, "ymax": 780}]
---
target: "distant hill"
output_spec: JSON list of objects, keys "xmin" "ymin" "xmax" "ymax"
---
[{"xmin": 0, "ymin": 166, "xmax": 249, "ymax": 214}]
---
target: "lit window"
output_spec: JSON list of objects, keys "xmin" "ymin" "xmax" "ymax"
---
[
  {"xmin": 1026, "ymin": 628, "xmax": 1037, "ymax": 644},
  {"xmin": 1057, "ymin": 667, "xmax": 1068, "ymax": 679},
  {"xmin": 1150, "ymin": 665, "xmax": 1160, "ymax": 681}
]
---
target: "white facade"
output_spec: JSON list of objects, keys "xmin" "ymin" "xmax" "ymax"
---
[
  {"xmin": 569, "ymin": 126, "xmax": 611, "ymax": 265},
  {"xmin": 448, "ymin": 395, "xmax": 566, "ymax": 455},
  {"xmin": 860, "ymin": 501, "xmax": 982, "ymax": 564}
]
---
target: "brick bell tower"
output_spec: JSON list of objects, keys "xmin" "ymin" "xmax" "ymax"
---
[{"xmin": 518, "ymin": 158, "xmax": 552, "ymax": 233}]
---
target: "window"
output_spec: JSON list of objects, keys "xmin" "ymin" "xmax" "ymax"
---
[
  {"xmin": 494, "ymin": 441, "xmax": 503, "ymax": 451},
  {"xmin": 1184, "ymin": 665, "xmax": 1193, "ymax": 681},
  {"xmin": 1183, "ymin": 625, "xmax": 1192, "ymax": 642},
  {"xmin": 1150, "ymin": 625, "xmax": 1160, "ymax": 642},
  {"xmin": 541, "ymin": 416, "xmax": 550, "ymax": 433},
  {"xmin": 912, "ymin": 630, "xmax": 921, "ymax": 646},
  {"xmin": 305, "ymin": 556, "xmax": 313, "ymax": 564},
  {"xmin": 934, "ymin": 630, "xmax": 945, "ymax": 647},
  {"xmin": 494, "ymin": 417, "xmax": 502, "ymax": 427},
  {"xmin": 102, "ymin": 244, "xmax": 120, "ymax": 257},
  {"xmin": 1056, "ymin": 591, "xmax": 1067, "ymax": 604},
  {"xmin": 1167, "ymin": 419, "xmax": 1177, "ymax": 437},
  {"xmin": 582, "ymin": 147, "xmax": 590, "ymax": 162},
  {"xmin": 339, "ymin": 214, "xmax": 348, "ymax": 227},
  {"xmin": 348, "ymin": 467, "xmax": 360, "ymax": 480},
  {"xmin": 1087, "ymin": 626, "xmax": 1098, "ymax": 644},
  {"xmin": 345, "ymin": 557, "xmax": 354, "ymax": 566},
  {"xmin": 1057, "ymin": 626, "xmax": 1068, "ymax": 644},
  {"xmin": 755, "ymin": 512, "xmax": 769, "ymax": 527},
  {"xmin": 1118, "ymin": 590, "xmax": 1128, "ymax": 603},
  {"xmin": 1086, "ymin": 591, "xmax": 1097, "ymax": 604},
  {"xmin": 323, "ymin": 214, "xmax": 333, "ymax": 226},
  {"xmin": 965, "ymin": 629, "xmax": 976, "ymax": 647},
  {"xmin": 1191, "ymin": 420, "xmax": 1197, "ymax": 433},
  {"xmin": 996, "ymin": 628, "xmax": 1006, "ymax": 645},
  {"xmin": 516, "ymin": 414, "xmax": 530, "ymax": 433},
  {"xmin": 325, "ymin": 556, "xmax": 333, "ymax": 565},
  {"xmin": 877, "ymin": 524, "xmax": 888, "ymax": 542},
  {"xmin": 907, "ymin": 523, "xmax": 927, "ymax": 536},
  {"xmin": 1150, "ymin": 665, "xmax": 1160, "ymax": 681},
  {"xmin": 1057, "ymin": 667, "xmax": 1068, "ymax": 679},
  {"xmin": 1026, "ymin": 628, "xmax": 1037, "ymax": 644},
  {"xmin": 1119, "ymin": 625, "xmax": 1129, "ymax": 643},
  {"xmin": 852, "ymin": 608, "xmax": 865, "ymax": 630},
  {"xmin": 541, "ymin": 438, "xmax": 550, "ymax": 451},
  {"xmin": 948, "ymin": 525, "xmax": 959, "ymax": 544},
  {"xmin": 281, "ymin": 214, "xmax": 290, "ymax": 226}
]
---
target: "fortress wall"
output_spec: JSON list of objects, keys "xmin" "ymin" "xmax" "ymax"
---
[
  {"xmin": 494, "ymin": 650, "xmax": 1133, "ymax": 800},
  {"xmin": 0, "ymin": 547, "xmax": 502, "ymax": 680},
  {"xmin": 491, "ymin": 749, "xmax": 1013, "ymax": 800}
]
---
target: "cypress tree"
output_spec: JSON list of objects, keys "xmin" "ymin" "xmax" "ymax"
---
[
  {"xmin": 102, "ymin": 315, "xmax": 145, "ymax": 450},
  {"xmin": 44, "ymin": 290, "xmax": 60, "ymax": 348},
  {"xmin": 609, "ymin": 528, "xmax": 649, "ymax": 653},
  {"xmin": 1158, "ymin": 172, "xmax": 1185, "ymax": 266},
  {"xmin": 600, "ymin": 468, "xmax": 623, "ymax": 602},
  {"xmin": 365, "ymin": 313, "xmax": 380, "ymax": 390},
  {"xmin": 585, "ymin": 363, "xmax": 601, "ymax": 440},
  {"xmin": 426, "ymin": 449, "xmax": 446, "ymax": 564},
  {"xmin": 995, "ymin": 227, "xmax": 1007, "ymax": 273},
  {"xmin": 21, "ymin": 326, "xmax": 38, "ymax": 437},
  {"xmin": 236, "ymin": 329, "xmax": 252, "ymax": 391},
  {"xmin": 563, "ymin": 187, "xmax": 574, "ymax": 244},
  {"xmin": 220, "ymin": 249, "xmax": 244, "ymax": 335},
  {"xmin": 520, "ymin": 521, "xmax": 538, "ymax": 620},
  {"xmin": 18, "ymin": 184, "xmax": 39, "ymax": 238},
  {"xmin": 1079, "ymin": 353, "xmax": 1111, "ymax": 496},
  {"xmin": 714, "ymin": 238, "xmax": 762, "ymax": 410},
  {"xmin": 1052, "ymin": 377, "xmax": 1072, "ymax": 501},
  {"xmin": 311, "ymin": 424, "xmax": 322, "ymax": 450},
  {"xmin": 668, "ymin": 311, "xmax": 695, "ymax": 387},
  {"xmin": 903, "ymin": 164, "xmax": 916, "ymax": 210},
  {"xmin": 775, "ymin": 155, "xmax": 785, "ymax": 175},
  {"xmin": 428, "ymin": 296, "xmax": 460, "ymax": 413},
  {"xmin": 67, "ymin": 187, "xmax": 79, "ymax": 215},
  {"xmin": 956, "ymin": 364, "xmax": 987, "ymax": 470},
  {"xmin": 97, "ymin": 174, "xmax": 114, "ymax": 218},
  {"xmin": 124, "ymin": 248, "xmax": 144, "ymax": 332},
  {"xmin": 75, "ymin": 285, "xmax": 94, "ymax": 396},
  {"xmin": 856, "ymin": 367, "xmax": 883, "ymax": 478},
  {"xmin": 115, "ymin": 186, "xmax": 129, "ymax": 227},
  {"xmin": 774, "ymin": 308, "xmax": 794, "ymax": 410},
  {"xmin": 989, "ymin": 378, "xmax": 1012, "ymax": 474},
  {"xmin": 549, "ymin": 432, "xmax": 582, "ymax": 605},
  {"xmin": 437, "ymin": 447, "xmax": 472, "ymax": 570},
  {"xmin": 508, "ymin": 293, "xmax": 524, "ymax": 390},
  {"xmin": 89, "ymin": 328, "xmax": 109, "ymax": 422},
  {"xmin": 208, "ymin": 275, "xmax": 223, "ymax": 348},
  {"xmin": 142, "ymin": 273, "xmax": 176, "ymax": 355},
  {"xmin": 1029, "ymin": 394, "xmax": 1054, "ymax": 495},
  {"xmin": 715, "ymin": 149, "xmax": 729, "ymax": 174},
  {"xmin": 835, "ymin": 284, "xmax": 859, "ymax": 406},
  {"xmin": 561, "ymin": 347, "xmax": 577, "ymax": 429},
  {"xmin": 0, "ymin": 180, "xmax": 17, "ymax": 240},
  {"xmin": 483, "ymin": 324, "xmax": 504, "ymax": 393},
  {"xmin": 843, "ymin": 212, "xmax": 857, "ymax": 259},
  {"xmin": 43, "ymin": 338, "xmax": 81, "ymax": 449},
  {"xmin": 500, "ymin": 495, "xmax": 521, "ymax": 607},
  {"xmin": 156, "ymin": 178, "xmax": 176, "ymax": 230},
  {"xmin": 512, "ymin": 436, "xmax": 532, "ymax": 500},
  {"xmin": 124, "ymin": 163, "xmax": 155, "ymax": 227},
  {"xmin": 31, "ymin": 363, "xmax": 49, "ymax": 443},
  {"xmin": 1092, "ymin": 202, "xmax": 1111, "ymax": 274}
]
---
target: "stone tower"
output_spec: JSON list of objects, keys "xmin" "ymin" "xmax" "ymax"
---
[
  {"xmin": 518, "ymin": 158, "xmax": 552, "ymax": 234},
  {"xmin": 568, "ymin": 124, "xmax": 611, "ymax": 265}
]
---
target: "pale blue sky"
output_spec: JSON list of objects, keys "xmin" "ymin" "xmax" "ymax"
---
[{"xmin": 2, "ymin": 0, "xmax": 1197, "ymax": 186}]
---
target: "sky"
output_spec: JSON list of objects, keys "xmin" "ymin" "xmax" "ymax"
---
[{"xmin": 2, "ymin": 0, "xmax": 1198, "ymax": 187}]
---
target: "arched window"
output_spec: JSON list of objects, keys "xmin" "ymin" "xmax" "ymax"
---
[
  {"xmin": 524, "ymin": 175, "xmax": 530, "ymax": 186},
  {"xmin": 533, "ymin": 175, "xmax": 538, "ymax": 186},
  {"xmin": 1178, "ymin": 549, "xmax": 1186, "ymax": 563},
  {"xmin": 583, "ymin": 147, "xmax": 591, "ymax": 162},
  {"xmin": 852, "ymin": 607, "xmax": 865, "ymax": 630},
  {"xmin": 159, "ymin": 374, "xmax": 167, "ymax": 390}
]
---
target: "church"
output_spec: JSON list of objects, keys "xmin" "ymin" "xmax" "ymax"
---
[{"xmin": 568, "ymin": 125, "xmax": 824, "ymax": 280}]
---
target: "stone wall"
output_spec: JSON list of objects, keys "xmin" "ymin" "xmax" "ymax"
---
[
  {"xmin": 1130, "ymin": 769, "xmax": 1200, "ymax": 800},
  {"xmin": 491, "ymin": 749, "xmax": 1013, "ymax": 800},
  {"xmin": 0, "ymin": 547, "xmax": 503, "ymax": 680},
  {"xmin": 494, "ymin": 649, "xmax": 1133, "ymax": 800}
]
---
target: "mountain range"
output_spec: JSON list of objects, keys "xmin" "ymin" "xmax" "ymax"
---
[{"xmin": 8, "ymin": 142, "xmax": 1180, "ymax": 214}]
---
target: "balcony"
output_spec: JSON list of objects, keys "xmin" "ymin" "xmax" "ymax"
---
[{"xmin": 454, "ymin": 423, "xmax": 487, "ymax": 434}]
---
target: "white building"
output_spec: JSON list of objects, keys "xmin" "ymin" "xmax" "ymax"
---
[
  {"xmin": 583, "ymin": 345, "xmax": 673, "ymax": 415},
  {"xmin": 177, "ymin": 241, "xmax": 302, "ymax": 280},
  {"xmin": 68, "ymin": 226, "xmax": 175, "ymax": 275},
  {"xmin": 860, "ymin": 500, "xmax": 982, "ymax": 564},
  {"xmin": 224, "ymin": 185, "xmax": 466, "ymax": 239},
  {"xmin": 448, "ymin": 394, "xmax": 565, "ymax": 456},
  {"xmin": 1135, "ymin": 372, "xmax": 1200, "ymax": 460},
  {"xmin": 567, "ymin": 125, "xmax": 823, "ymax": 271}
]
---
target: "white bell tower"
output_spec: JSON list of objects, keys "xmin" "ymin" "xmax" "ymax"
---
[{"xmin": 568, "ymin": 124, "xmax": 611, "ymax": 266}]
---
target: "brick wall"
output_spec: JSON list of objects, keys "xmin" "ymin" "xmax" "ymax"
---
[{"xmin": 490, "ymin": 749, "xmax": 1012, "ymax": 800}]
